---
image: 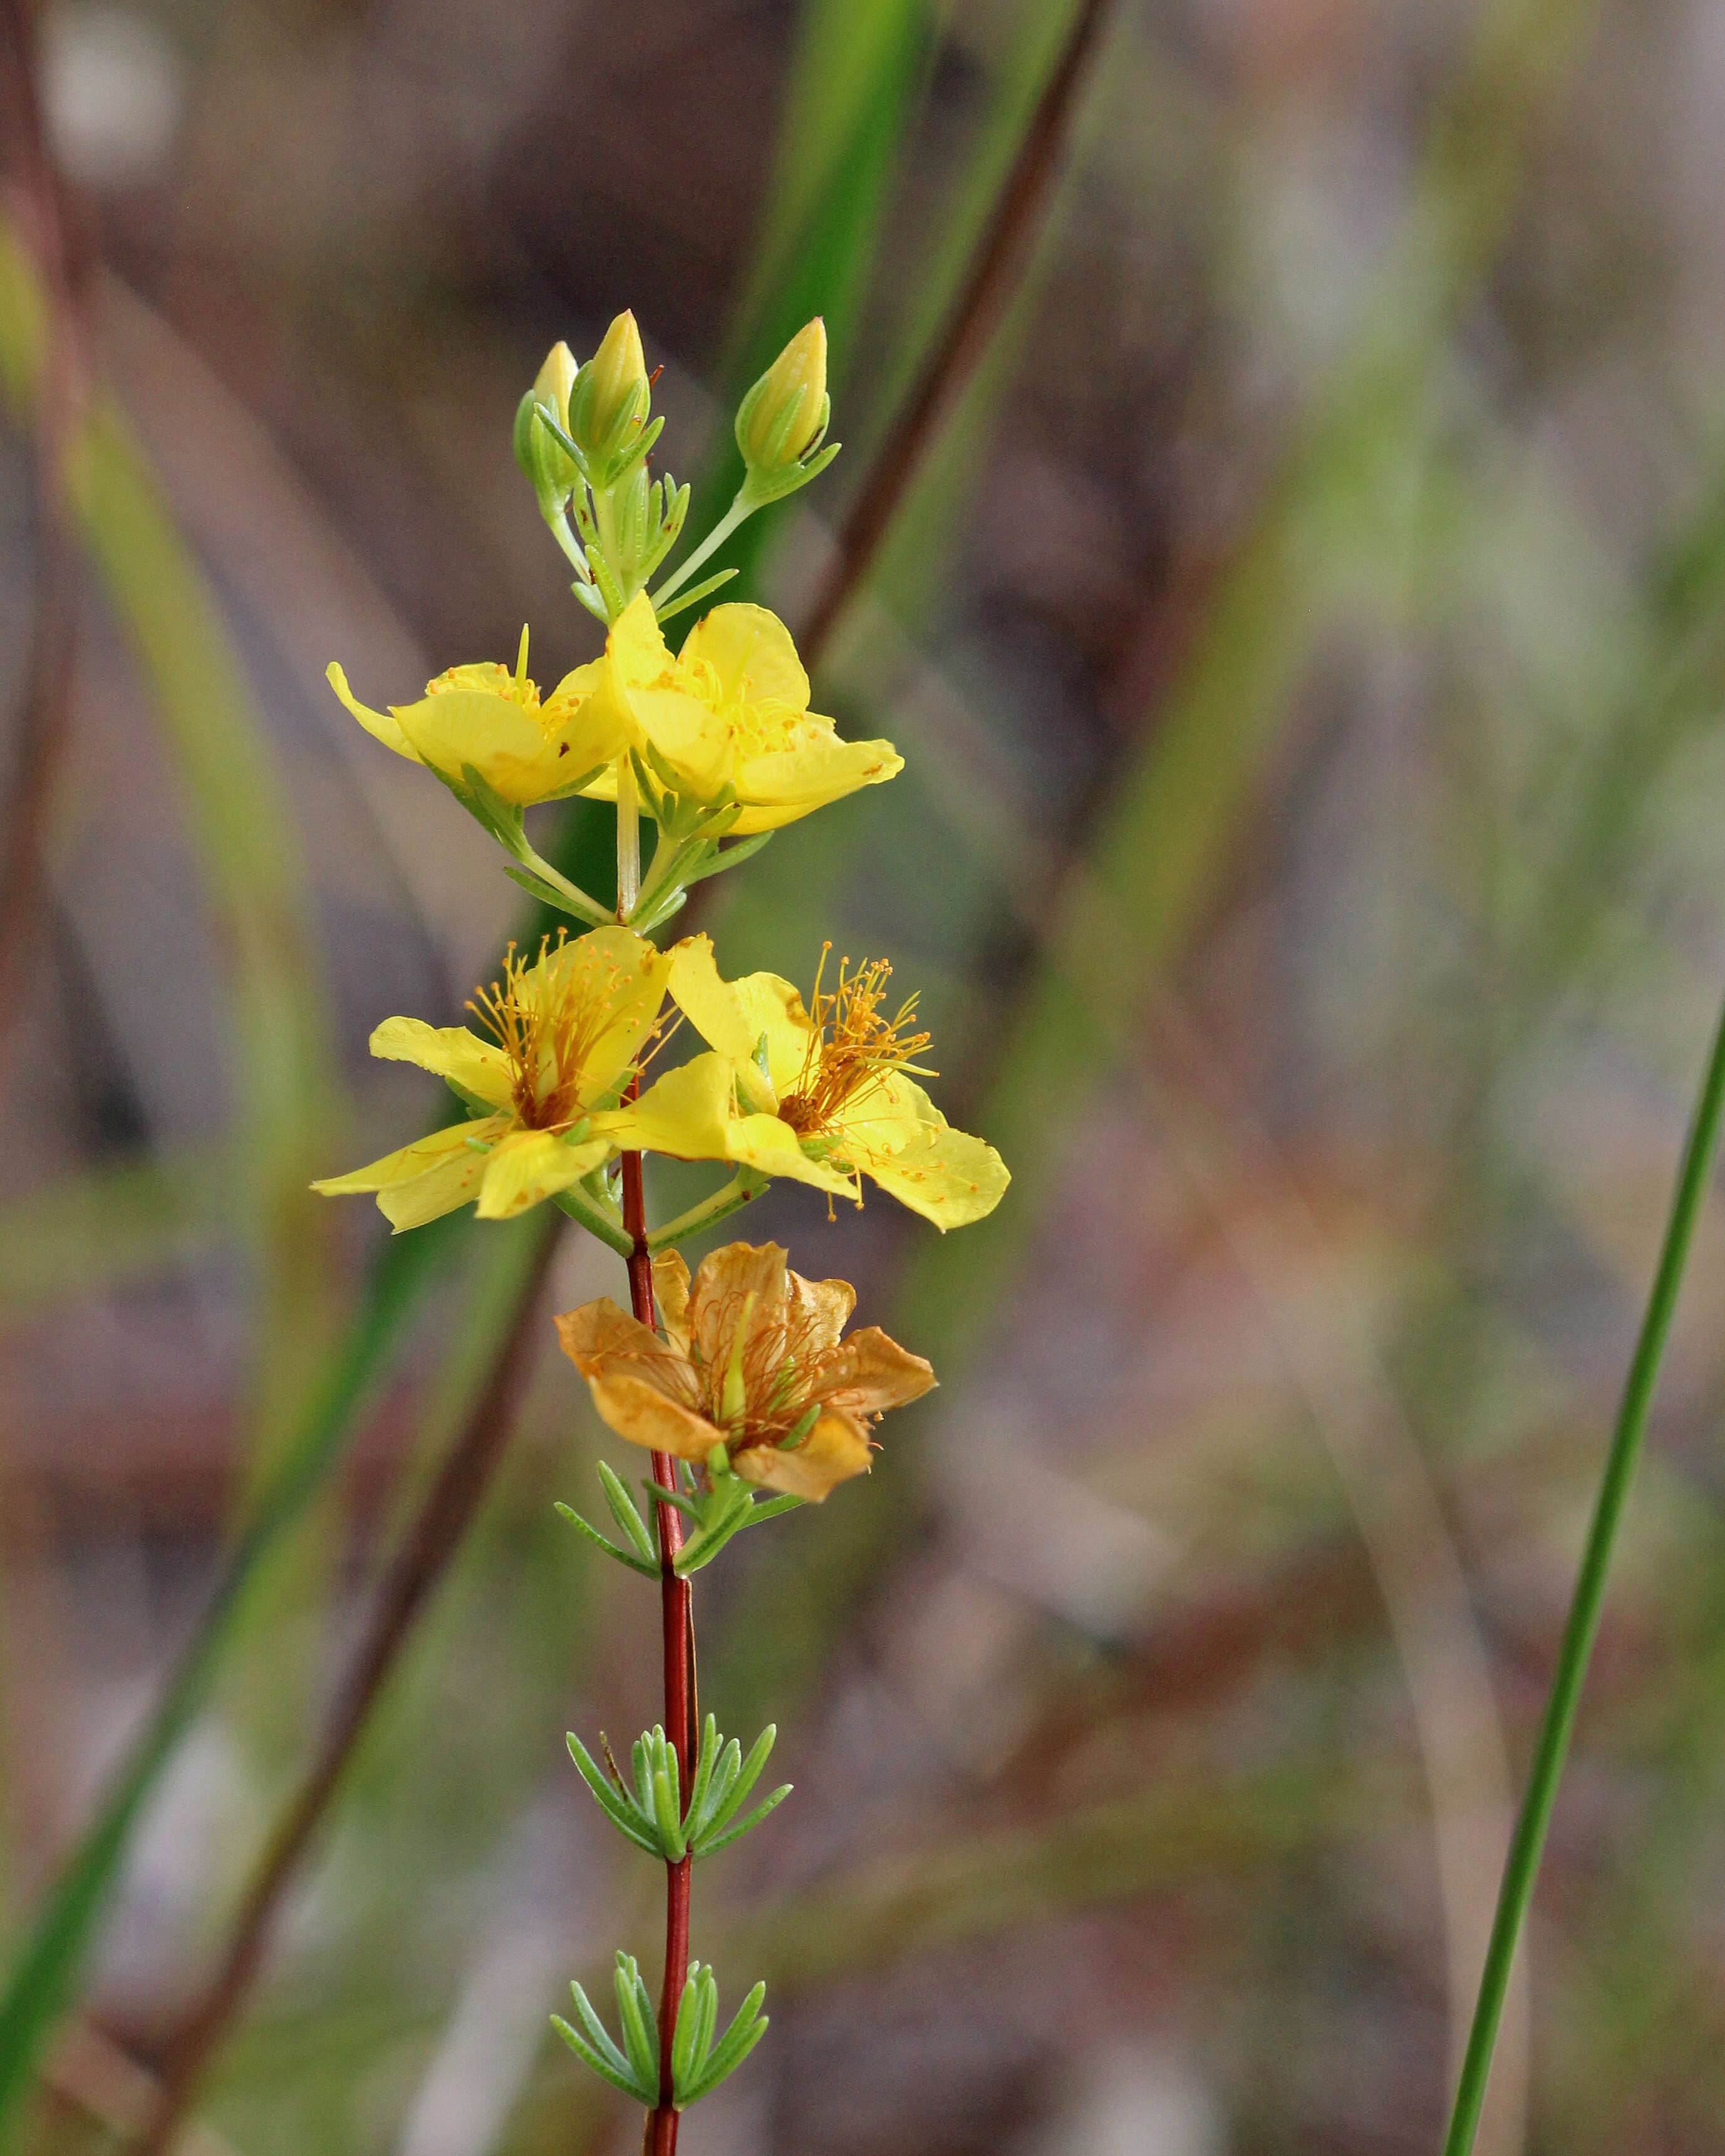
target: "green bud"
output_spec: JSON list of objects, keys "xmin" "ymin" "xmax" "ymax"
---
[
  {"xmin": 569, "ymin": 309, "xmax": 651, "ymax": 470},
  {"xmin": 735, "ymin": 318, "xmax": 829, "ymax": 473},
  {"xmin": 514, "ymin": 339, "xmax": 579, "ymax": 497}
]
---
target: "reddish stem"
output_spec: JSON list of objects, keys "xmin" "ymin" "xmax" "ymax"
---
[{"xmin": 620, "ymin": 1146, "xmax": 694, "ymax": 2155}]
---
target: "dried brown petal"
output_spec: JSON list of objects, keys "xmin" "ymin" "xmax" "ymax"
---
[
  {"xmin": 687, "ymin": 1241, "xmax": 790, "ymax": 1371},
  {"xmin": 817, "ymin": 1326, "xmax": 936, "ymax": 1417},
  {"xmin": 586, "ymin": 1368, "xmax": 720, "ymax": 1461},
  {"xmin": 650, "ymin": 1248, "xmax": 693, "ymax": 1355},
  {"xmin": 733, "ymin": 1408, "xmax": 873, "ymax": 1501},
  {"xmin": 784, "ymin": 1267, "xmax": 856, "ymax": 1354}
]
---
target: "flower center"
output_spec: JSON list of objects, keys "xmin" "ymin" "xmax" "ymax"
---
[
  {"xmin": 678, "ymin": 654, "xmax": 826, "ymax": 760},
  {"xmin": 777, "ymin": 947, "xmax": 933, "ymax": 1138},
  {"xmin": 467, "ymin": 933, "xmax": 627, "ymax": 1131},
  {"xmin": 691, "ymin": 1292, "xmax": 831, "ymax": 1448}
]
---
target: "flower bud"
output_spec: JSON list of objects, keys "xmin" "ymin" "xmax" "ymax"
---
[
  {"xmin": 734, "ymin": 318, "xmax": 829, "ymax": 473},
  {"xmin": 514, "ymin": 339, "xmax": 579, "ymax": 495},
  {"xmin": 569, "ymin": 309, "xmax": 650, "ymax": 465},
  {"xmin": 534, "ymin": 339, "xmax": 578, "ymax": 428}
]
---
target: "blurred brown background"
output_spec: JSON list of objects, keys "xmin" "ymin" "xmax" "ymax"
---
[{"xmin": 4, "ymin": 0, "xmax": 1725, "ymax": 2151}]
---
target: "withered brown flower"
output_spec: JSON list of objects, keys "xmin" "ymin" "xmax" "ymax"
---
[{"xmin": 555, "ymin": 1241, "xmax": 934, "ymax": 1501}]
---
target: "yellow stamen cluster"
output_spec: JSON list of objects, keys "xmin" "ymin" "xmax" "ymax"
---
[
  {"xmin": 468, "ymin": 933, "xmax": 625, "ymax": 1132},
  {"xmin": 779, "ymin": 946, "xmax": 933, "ymax": 1137},
  {"xmin": 678, "ymin": 654, "xmax": 825, "ymax": 761}
]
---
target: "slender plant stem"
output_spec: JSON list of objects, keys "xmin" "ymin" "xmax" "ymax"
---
[
  {"xmin": 1441, "ymin": 980, "xmax": 1725, "ymax": 2156},
  {"xmin": 0, "ymin": 0, "xmax": 87, "ymax": 1067},
  {"xmin": 619, "ymin": 1144, "xmax": 694, "ymax": 2156}
]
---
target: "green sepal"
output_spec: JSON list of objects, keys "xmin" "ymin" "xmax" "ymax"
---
[
  {"xmin": 660, "ymin": 1463, "xmax": 805, "ymax": 1575},
  {"xmin": 551, "ymin": 1183, "xmax": 633, "ymax": 1258},
  {"xmin": 652, "ymin": 567, "xmax": 740, "ymax": 626},
  {"xmin": 444, "ymin": 1078, "xmax": 500, "ymax": 1119}
]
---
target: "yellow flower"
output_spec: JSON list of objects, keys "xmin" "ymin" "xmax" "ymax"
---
[
  {"xmin": 565, "ymin": 594, "xmax": 901, "ymax": 834},
  {"xmin": 659, "ymin": 938, "xmax": 1009, "ymax": 1230},
  {"xmin": 555, "ymin": 1241, "xmax": 935, "ymax": 1501},
  {"xmin": 327, "ymin": 626, "xmax": 625, "ymax": 807},
  {"xmin": 313, "ymin": 927, "xmax": 675, "ymax": 1228}
]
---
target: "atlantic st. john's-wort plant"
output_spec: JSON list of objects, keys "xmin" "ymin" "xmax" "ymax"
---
[{"xmin": 314, "ymin": 309, "xmax": 1008, "ymax": 2152}]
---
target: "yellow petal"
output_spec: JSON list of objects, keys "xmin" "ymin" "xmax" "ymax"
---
[
  {"xmin": 650, "ymin": 1250, "xmax": 693, "ymax": 1355},
  {"xmin": 390, "ymin": 687, "xmax": 561, "ymax": 805},
  {"xmin": 536, "ymin": 697, "xmax": 634, "ymax": 799},
  {"xmin": 368, "ymin": 1016, "xmax": 515, "ymax": 1109},
  {"xmin": 608, "ymin": 590, "xmax": 675, "ymax": 690},
  {"xmin": 847, "ymin": 1079, "xmax": 1009, "ymax": 1231},
  {"xmin": 725, "ymin": 1111, "xmax": 856, "ymax": 1198},
  {"xmin": 679, "ymin": 604, "xmax": 809, "ymax": 714},
  {"xmin": 328, "ymin": 661, "xmax": 416, "ymax": 760},
  {"xmin": 311, "ymin": 1116, "xmax": 507, "ymax": 1231},
  {"xmin": 546, "ymin": 655, "xmax": 608, "ymax": 706},
  {"xmin": 733, "ymin": 1409, "xmax": 873, "ymax": 1501},
  {"xmin": 629, "ymin": 686, "xmax": 735, "ymax": 797},
  {"xmin": 817, "ymin": 1325, "xmax": 936, "ymax": 1415},
  {"xmin": 827, "ymin": 1067, "xmax": 926, "ymax": 1161},
  {"xmin": 666, "ymin": 947, "xmax": 810, "ymax": 1102},
  {"xmin": 593, "ymin": 1052, "xmax": 737, "ymax": 1162},
  {"xmin": 728, "ymin": 736, "xmax": 904, "ymax": 831},
  {"xmin": 475, "ymin": 1129, "xmax": 611, "ymax": 1219}
]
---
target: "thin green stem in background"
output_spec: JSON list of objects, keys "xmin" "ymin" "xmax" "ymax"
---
[{"xmin": 1441, "ymin": 980, "xmax": 1725, "ymax": 2156}]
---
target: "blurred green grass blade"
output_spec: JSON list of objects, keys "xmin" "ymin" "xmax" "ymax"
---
[
  {"xmin": 0, "ymin": 793, "xmax": 616, "ymax": 2147},
  {"xmin": 0, "ymin": 1148, "xmax": 232, "ymax": 1322},
  {"xmin": 708, "ymin": 0, "xmax": 1610, "ymax": 1732},
  {"xmin": 899, "ymin": 0, "xmax": 1610, "ymax": 1371},
  {"xmin": 722, "ymin": 0, "xmax": 931, "ymax": 383},
  {"xmin": 0, "ymin": 1211, "xmax": 459, "ymax": 2145},
  {"xmin": 0, "ymin": 214, "xmax": 618, "ymax": 2131},
  {"xmin": 855, "ymin": 0, "xmax": 1089, "ymax": 470},
  {"xmin": 1, "ymin": 209, "xmax": 347, "ymax": 1710},
  {"xmin": 678, "ymin": 0, "xmax": 930, "ymax": 607}
]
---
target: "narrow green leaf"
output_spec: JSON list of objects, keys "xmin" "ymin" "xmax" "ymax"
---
[
  {"xmin": 565, "ymin": 1736, "xmax": 659, "ymax": 1855},
  {"xmin": 683, "ymin": 1714, "xmax": 720, "ymax": 1835},
  {"xmin": 696, "ymin": 1785, "xmax": 793, "ymax": 1861},
  {"xmin": 683, "ymin": 1982, "xmax": 769, "ymax": 2103},
  {"xmin": 553, "ymin": 2004, "xmax": 650, "ymax": 2104},
  {"xmin": 613, "ymin": 1954, "xmax": 659, "ymax": 2094},
  {"xmin": 553, "ymin": 1503, "xmax": 660, "ymax": 1580},
  {"xmin": 670, "ymin": 1967, "xmax": 704, "ymax": 2093},
  {"xmin": 596, "ymin": 1461, "xmax": 659, "ymax": 1564},
  {"xmin": 700, "ymin": 1724, "xmax": 776, "ymax": 1838}
]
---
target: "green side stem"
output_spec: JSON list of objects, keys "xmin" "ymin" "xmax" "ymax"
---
[{"xmin": 1442, "ymin": 979, "xmax": 1725, "ymax": 2156}]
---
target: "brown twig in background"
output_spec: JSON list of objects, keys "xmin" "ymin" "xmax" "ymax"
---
[
  {"xmin": 0, "ymin": 0, "xmax": 88, "ymax": 1060},
  {"xmin": 797, "ymin": 0, "xmax": 1116, "ymax": 660},
  {"xmin": 129, "ymin": 1213, "xmax": 564, "ymax": 2156}
]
